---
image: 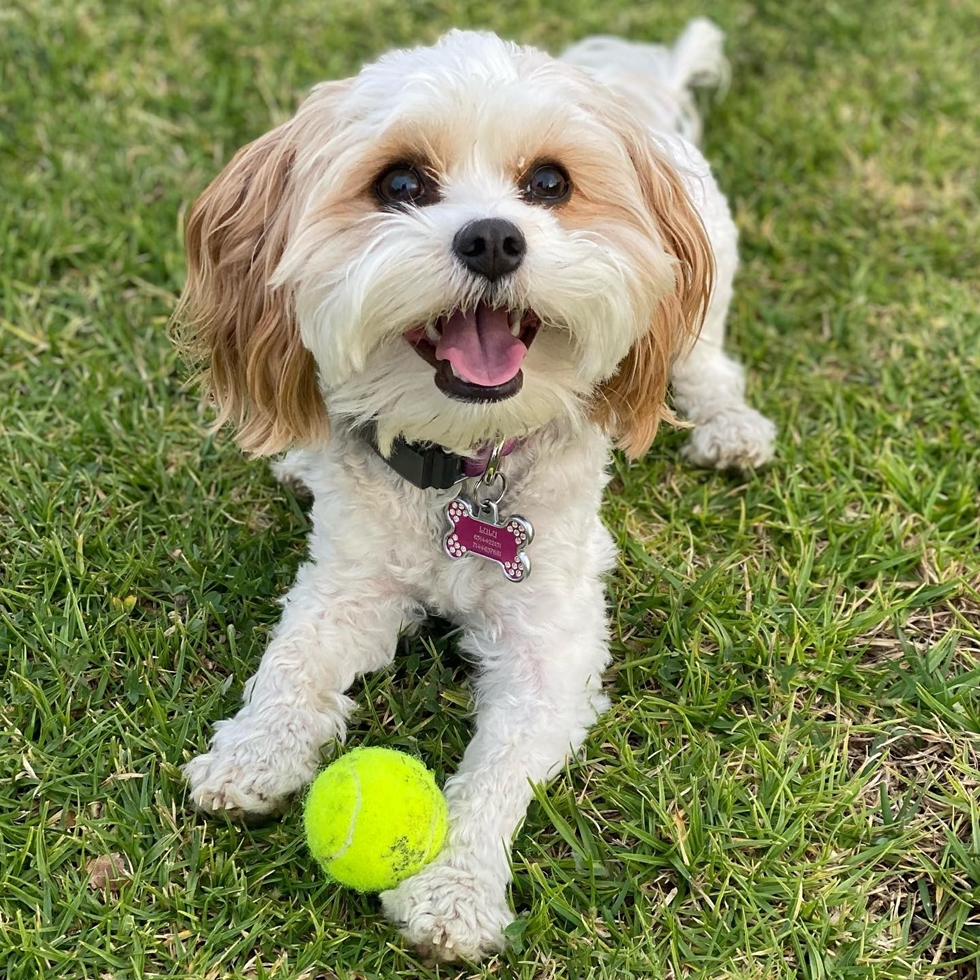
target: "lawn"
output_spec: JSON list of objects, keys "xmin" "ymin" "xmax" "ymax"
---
[{"xmin": 1, "ymin": 0, "xmax": 978, "ymax": 977}]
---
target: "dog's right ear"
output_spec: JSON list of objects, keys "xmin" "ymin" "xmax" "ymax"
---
[{"xmin": 176, "ymin": 116, "xmax": 327, "ymax": 455}]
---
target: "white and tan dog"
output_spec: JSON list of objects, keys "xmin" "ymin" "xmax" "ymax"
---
[{"xmin": 178, "ymin": 19, "xmax": 774, "ymax": 961}]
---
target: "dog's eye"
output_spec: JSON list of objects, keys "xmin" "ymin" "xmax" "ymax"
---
[
  {"xmin": 522, "ymin": 164, "xmax": 571, "ymax": 205},
  {"xmin": 376, "ymin": 166, "xmax": 431, "ymax": 207}
]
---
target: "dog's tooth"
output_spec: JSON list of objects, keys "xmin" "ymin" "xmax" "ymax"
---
[
  {"xmin": 450, "ymin": 363, "xmax": 461, "ymax": 379},
  {"xmin": 509, "ymin": 310, "xmax": 522, "ymax": 336},
  {"xmin": 424, "ymin": 321, "xmax": 441, "ymax": 344}
]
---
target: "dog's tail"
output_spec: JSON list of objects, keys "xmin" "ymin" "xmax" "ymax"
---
[
  {"xmin": 560, "ymin": 18, "xmax": 728, "ymax": 145},
  {"xmin": 664, "ymin": 17, "xmax": 729, "ymax": 94}
]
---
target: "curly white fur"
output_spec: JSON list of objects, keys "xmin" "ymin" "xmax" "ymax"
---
[{"xmin": 180, "ymin": 19, "xmax": 774, "ymax": 962}]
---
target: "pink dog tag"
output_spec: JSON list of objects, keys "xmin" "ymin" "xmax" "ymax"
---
[{"xmin": 444, "ymin": 495, "xmax": 533, "ymax": 582}]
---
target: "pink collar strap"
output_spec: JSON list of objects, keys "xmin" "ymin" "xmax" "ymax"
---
[{"xmin": 461, "ymin": 438, "xmax": 520, "ymax": 478}]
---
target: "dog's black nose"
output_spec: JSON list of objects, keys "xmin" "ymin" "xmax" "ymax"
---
[{"xmin": 453, "ymin": 218, "xmax": 526, "ymax": 281}]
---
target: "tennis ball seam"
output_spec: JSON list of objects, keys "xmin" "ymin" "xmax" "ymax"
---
[{"xmin": 331, "ymin": 764, "xmax": 361, "ymax": 862}]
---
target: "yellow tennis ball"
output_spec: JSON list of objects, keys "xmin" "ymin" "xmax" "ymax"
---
[{"xmin": 303, "ymin": 746, "xmax": 448, "ymax": 893}]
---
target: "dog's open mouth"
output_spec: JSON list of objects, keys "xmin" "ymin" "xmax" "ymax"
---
[{"xmin": 403, "ymin": 303, "xmax": 541, "ymax": 402}]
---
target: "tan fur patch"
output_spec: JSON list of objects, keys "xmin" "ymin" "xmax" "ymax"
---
[
  {"xmin": 174, "ymin": 83, "xmax": 352, "ymax": 455},
  {"xmin": 563, "ymin": 93, "xmax": 714, "ymax": 457}
]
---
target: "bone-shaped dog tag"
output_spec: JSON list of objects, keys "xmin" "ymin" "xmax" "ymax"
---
[{"xmin": 444, "ymin": 495, "xmax": 532, "ymax": 582}]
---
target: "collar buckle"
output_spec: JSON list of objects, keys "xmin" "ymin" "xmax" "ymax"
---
[
  {"xmin": 359, "ymin": 425, "xmax": 516, "ymax": 492},
  {"xmin": 359, "ymin": 423, "xmax": 466, "ymax": 490}
]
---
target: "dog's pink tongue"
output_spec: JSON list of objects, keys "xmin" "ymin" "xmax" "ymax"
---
[{"xmin": 435, "ymin": 306, "xmax": 527, "ymax": 386}]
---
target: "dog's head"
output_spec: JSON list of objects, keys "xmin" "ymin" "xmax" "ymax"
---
[{"xmin": 178, "ymin": 30, "xmax": 712, "ymax": 457}]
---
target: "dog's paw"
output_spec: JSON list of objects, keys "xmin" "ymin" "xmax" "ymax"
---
[
  {"xmin": 682, "ymin": 407, "xmax": 776, "ymax": 470},
  {"xmin": 182, "ymin": 751, "xmax": 293, "ymax": 820},
  {"xmin": 182, "ymin": 721, "xmax": 320, "ymax": 820},
  {"xmin": 381, "ymin": 863, "xmax": 513, "ymax": 963}
]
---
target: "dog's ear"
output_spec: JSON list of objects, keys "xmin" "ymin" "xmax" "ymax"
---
[
  {"xmin": 176, "ymin": 118, "xmax": 327, "ymax": 455},
  {"xmin": 592, "ymin": 124, "xmax": 714, "ymax": 458}
]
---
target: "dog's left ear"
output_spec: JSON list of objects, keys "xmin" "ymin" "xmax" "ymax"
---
[{"xmin": 593, "ymin": 121, "xmax": 714, "ymax": 458}]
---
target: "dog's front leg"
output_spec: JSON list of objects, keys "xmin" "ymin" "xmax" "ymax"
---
[
  {"xmin": 183, "ymin": 557, "xmax": 419, "ymax": 820},
  {"xmin": 382, "ymin": 576, "xmax": 611, "ymax": 962}
]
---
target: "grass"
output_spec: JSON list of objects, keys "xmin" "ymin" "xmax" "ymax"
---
[{"xmin": 1, "ymin": 0, "xmax": 978, "ymax": 977}]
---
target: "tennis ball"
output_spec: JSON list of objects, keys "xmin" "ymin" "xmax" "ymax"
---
[{"xmin": 303, "ymin": 746, "xmax": 448, "ymax": 892}]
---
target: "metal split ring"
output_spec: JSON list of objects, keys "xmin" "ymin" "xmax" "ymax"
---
[
  {"xmin": 474, "ymin": 440, "xmax": 509, "ymax": 505},
  {"xmin": 479, "ymin": 441, "xmax": 506, "ymax": 486}
]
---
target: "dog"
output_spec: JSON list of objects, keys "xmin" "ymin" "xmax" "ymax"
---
[{"xmin": 176, "ymin": 18, "xmax": 775, "ymax": 961}]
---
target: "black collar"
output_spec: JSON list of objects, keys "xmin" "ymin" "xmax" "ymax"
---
[{"xmin": 359, "ymin": 422, "xmax": 466, "ymax": 490}]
